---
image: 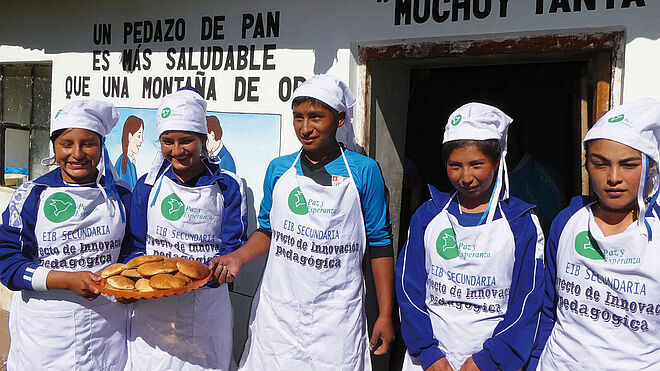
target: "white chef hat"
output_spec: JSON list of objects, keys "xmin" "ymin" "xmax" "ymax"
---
[
  {"xmin": 443, "ymin": 102, "xmax": 513, "ymax": 224},
  {"xmin": 146, "ymin": 88, "xmax": 208, "ymax": 185},
  {"xmin": 291, "ymin": 74, "xmax": 357, "ymax": 151},
  {"xmin": 584, "ymin": 97, "xmax": 660, "ymax": 238},
  {"xmin": 156, "ymin": 88, "xmax": 207, "ymax": 137},
  {"xmin": 50, "ymin": 100, "xmax": 119, "ymax": 136},
  {"xmin": 46, "ymin": 100, "xmax": 125, "ymax": 222}
]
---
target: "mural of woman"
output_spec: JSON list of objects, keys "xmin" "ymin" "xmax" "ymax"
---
[
  {"xmin": 206, "ymin": 115, "xmax": 237, "ymax": 173},
  {"xmin": 114, "ymin": 115, "xmax": 144, "ymax": 187}
]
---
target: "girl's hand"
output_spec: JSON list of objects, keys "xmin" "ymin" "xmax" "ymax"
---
[
  {"xmin": 47, "ymin": 271, "xmax": 102, "ymax": 300},
  {"xmin": 426, "ymin": 357, "xmax": 454, "ymax": 371}
]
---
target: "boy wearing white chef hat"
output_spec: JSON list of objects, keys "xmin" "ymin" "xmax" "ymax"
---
[
  {"xmin": 0, "ymin": 100, "xmax": 133, "ymax": 370},
  {"xmin": 535, "ymin": 98, "xmax": 660, "ymax": 370},
  {"xmin": 124, "ymin": 87, "xmax": 247, "ymax": 371},
  {"xmin": 210, "ymin": 74, "xmax": 395, "ymax": 370},
  {"xmin": 396, "ymin": 102, "xmax": 545, "ymax": 371}
]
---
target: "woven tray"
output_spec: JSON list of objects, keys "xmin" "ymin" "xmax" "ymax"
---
[{"xmin": 96, "ymin": 271, "xmax": 213, "ymax": 299}]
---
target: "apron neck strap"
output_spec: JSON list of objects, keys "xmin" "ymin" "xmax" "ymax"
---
[
  {"xmin": 293, "ymin": 147, "xmax": 353, "ymax": 180},
  {"xmin": 149, "ymin": 164, "xmax": 172, "ymax": 207}
]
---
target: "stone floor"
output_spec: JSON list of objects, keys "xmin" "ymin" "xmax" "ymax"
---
[{"xmin": 0, "ymin": 309, "xmax": 8, "ymax": 371}]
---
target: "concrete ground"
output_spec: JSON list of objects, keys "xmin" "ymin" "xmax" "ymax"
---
[{"xmin": 0, "ymin": 309, "xmax": 8, "ymax": 371}]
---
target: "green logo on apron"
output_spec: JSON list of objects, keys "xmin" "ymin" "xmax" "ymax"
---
[
  {"xmin": 451, "ymin": 114, "xmax": 462, "ymax": 126},
  {"xmin": 436, "ymin": 228, "xmax": 459, "ymax": 260},
  {"xmin": 608, "ymin": 114, "xmax": 624, "ymax": 123},
  {"xmin": 161, "ymin": 107, "xmax": 172, "ymax": 118},
  {"xmin": 575, "ymin": 231, "xmax": 605, "ymax": 260},
  {"xmin": 44, "ymin": 192, "xmax": 76, "ymax": 223},
  {"xmin": 161, "ymin": 193, "xmax": 185, "ymax": 221},
  {"xmin": 288, "ymin": 187, "xmax": 308, "ymax": 215}
]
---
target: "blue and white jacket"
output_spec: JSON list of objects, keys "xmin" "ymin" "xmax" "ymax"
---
[
  {"xmin": 395, "ymin": 185, "xmax": 545, "ymax": 371},
  {"xmin": 124, "ymin": 159, "xmax": 247, "ymax": 262},
  {"xmin": 530, "ymin": 195, "xmax": 660, "ymax": 369},
  {"xmin": 0, "ymin": 169, "xmax": 132, "ymax": 291}
]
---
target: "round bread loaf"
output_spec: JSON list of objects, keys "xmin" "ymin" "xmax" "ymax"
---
[
  {"xmin": 176, "ymin": 260, "xmax": 211, "ymax": 280},
  {"xmin": 174, "ymin": 271, "xmax": 192, "ymax": 284},
  {"xmin": 121, "ymin": 268, "xmax": 142, "ymax": 279},
  {"xmin": 137, "ymin": 261, "xmax": 178, "ymax": 276},
  {"xmin": 135, "ymin": 278, "xmax": 155, "ymax": 292},
  {"xmin": 101, "ymin": 263, "xmax": 127, "ymax": 278},
  {"xmin": 107, "ymin": 276, "xmax": 135, "ymax": 290},
  {"xmin": 126, "ymin": 255, "xmax": 164, "ymax": 268},
  {"xmin": 165, "ymin": 257, "xmax": 189, "ymax": 264},
  {"xmin": 149, "ymin": 274, "xmax": 186, "ymax": 289}
]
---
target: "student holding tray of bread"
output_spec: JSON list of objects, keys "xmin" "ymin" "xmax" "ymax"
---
[
  {"xmin": 0, "ymin": 101, "xmax": 132, "ymax": 370},
  {"xmin": 125, "ymin": 87, "xmax": 248, "ymax": 370}
]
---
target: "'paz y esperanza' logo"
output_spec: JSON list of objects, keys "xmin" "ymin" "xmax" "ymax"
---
[
  {"xmin": 608, "ymin": 114, "xmax": 624, "ymax": 123},
  {"xmin": 575, "ymin": 231, "xmax": 605, "ymax": 260},
  {"xmin": 436, "ymin": 228, "xmax": 459, "ymax": 260},
  {"xmin": 288, "ymin": 187, "xmax": 308, "ymax": 215},
  {"xmin": 161, "ymin": 107, "xmax": 172, "ymax": 118},
  {"xmin": 44, "ymin": 192, "xmax": 76, "ymax": 223},
  {"xmin": 161, "ymin": 193, "xmax": 185, "ymax": 221}
]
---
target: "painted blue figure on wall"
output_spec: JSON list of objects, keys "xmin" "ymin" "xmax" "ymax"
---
[
  {"xmin": 114, "ymin": 115, "xmax": 144, "ymax": 187},
  {"xmin": 206, "ymin": 115, "xmax": 237, "ymax": 173}
]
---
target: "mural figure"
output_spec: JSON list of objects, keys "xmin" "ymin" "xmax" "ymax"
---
[
  {"xmin": 114, "ymin": 115, "xmax": 144, "ymax": 187},
  {"xmin": 206, "ymin": 115, "xmax": 237, "ymax": 173}
]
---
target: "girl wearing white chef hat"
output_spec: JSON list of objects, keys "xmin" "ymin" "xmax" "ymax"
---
[
  {"xmin": 535, "ymin": 98, "xmax": 660, "ymax": 370},
  {"xmin": 124, "ymin": 87, "xmax": 247, "ymax": 371},
  {"xmin": 0, "ymin": 100, "xmax": 132, "ymax": 370},
  {"xmin": 396, "ymin": 102, "xmax": 545, "ymax": 371}
]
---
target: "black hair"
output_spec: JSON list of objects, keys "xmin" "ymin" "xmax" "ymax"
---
[
  {"xmin": 584, "ymin": 139, "xmax": 656, "ymax": 169},
  {"xmin": 291, "ymin": 96, "xmax": 339, "ymax": 122},
  {"xmin": 50, "ymin": 129, "xmax": 66, "ymax": 142},
  {"xmin": 50, "ymin": 128, "xmax": 103, "ymax": 143},
  {"xmin": 442, "ymin": 139, "xmax": 501, "ymax": 165},
  {"xmin": 158, "ymin": 131, "xmax": 209, "ymax": 157}
]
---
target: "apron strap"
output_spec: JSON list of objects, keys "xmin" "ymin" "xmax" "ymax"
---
[
  {"xmin": 149, "ymin": 164, "xmax": 172, "ymax": 207},
  {"xmin": 293, "ymin": 147, "xmax": 353, "ymax": 180}
]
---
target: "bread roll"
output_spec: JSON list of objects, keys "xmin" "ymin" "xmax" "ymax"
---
[
  {"xmin": 137, "ymin": 261, "xmax": 178, "ymax": 276},
  {"xmin": 126, "ymin": 255, "xmax": 164, "ymax": 268},
  {"xmin": 174, "ymin": 271, "xmax": 192, "ymax": 284},
  {"xmin": 106, "ymin": 276, "xmax": 135, "ymax": 290},
  {"xmin": 101, "ymin": 263, "xmax": 127, "ymax": 278},
  {"xmin": 149, "ymin": 274, "xmax": 186, "ymax": 289},
  {"xmin": 121, "ymin": 268, "xmax": 142, "ymax": 279},
  {"xmin": 176, "ymin": 260, "xmax": 211, "ymax": 280},
  {"xmin": 165, "ymin": 257, "xmax": 189, "ymax": 264},
  {"xmin": 135, "ymin": 278, "xmax": 155, "ymax": 292}
]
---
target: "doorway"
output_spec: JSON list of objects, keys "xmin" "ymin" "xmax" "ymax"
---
[{"xmin": 358, "ymin": 30, "xmax": 622, "ymax": 370}]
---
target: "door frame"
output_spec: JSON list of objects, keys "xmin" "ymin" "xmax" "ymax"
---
[{"xmin": 356, "ymin": 29, "xmax": 624, "ymax": 152}]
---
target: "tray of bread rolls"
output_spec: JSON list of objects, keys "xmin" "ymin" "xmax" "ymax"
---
[{"xmin": 97, "ymin": 255, "xmax": 213, "ymax": 299}]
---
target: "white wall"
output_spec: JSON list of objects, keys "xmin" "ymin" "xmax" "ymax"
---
[{"xmin": 1, "ymin": 1, "xmax": 658, "ymax": 155}]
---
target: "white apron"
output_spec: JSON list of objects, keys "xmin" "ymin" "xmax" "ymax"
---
[
  {"xmin": 538, "ymin": 204, "xmax": 660, "ymax": 370},
  {"xmin": 129, "ymin": 169, "xmax": 233, "ymax": 371},
  {"xmin": 239, "ymin": 151, "xmax": 371, "ymax": 371},
  {"xmin": 7, "ymin": 186, "xmax": 128, "ymax": 370},
  {"xmin": 403, "ymin": 194, "xmax": 515, "ymax": 370}
]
